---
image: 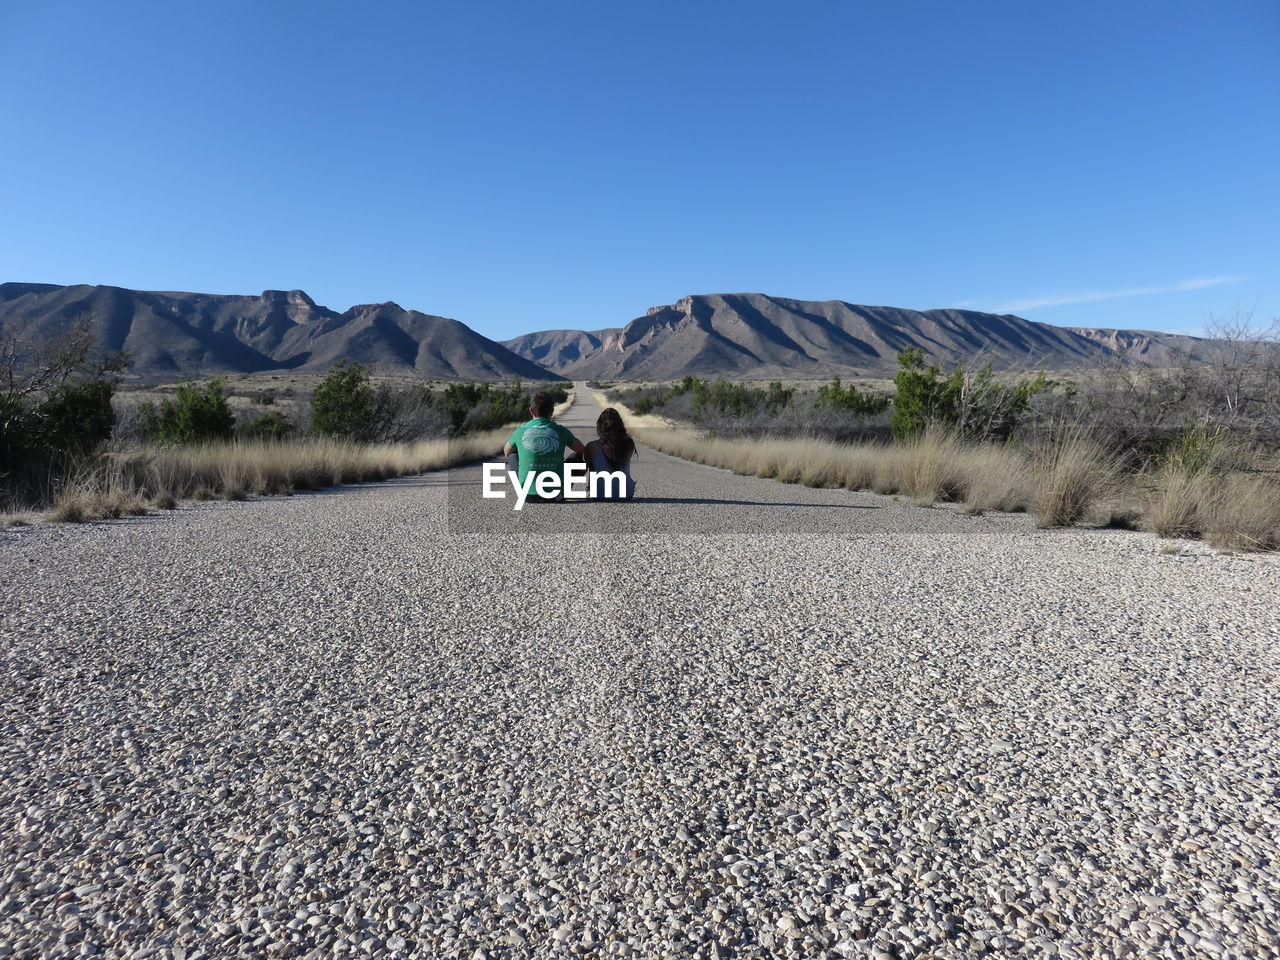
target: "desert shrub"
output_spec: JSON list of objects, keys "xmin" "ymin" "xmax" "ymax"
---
[
  {"xmin": 620, "ymin": 376, "xmax": 789, "ymax": 421},
  {"xmin": 958, "ymin": 445, "xmax": 1034, "ymax": 514},
  {"xmin": 615, "ymin": 377, "xmax": 891, "ymax": 443},
  {"xmin": 30, "ymin": 432, "xmax": 513, "ymax": 521},
  {"xmin": 1141, "ymin": 425, "xmax": 1279, "ymax": 548},
  {"xmin": 815, "ymin": 377, "xmax": 887, "ymax": 415},
  {"xmin": 1044, "ymin": 313, "xmax": 1280, "ymax": 454},
  {"xmin": 443, "ymin": 380, "xmax": 527, "ymax": 432},
  {"xmin": 1, "ymin": 316, "xmax": 127, "ymax": 508},
  {"xmin": 619, "ymin": 360, "xmax": 1047, "ymax": 447},
  {"xmin": 308, "ymin": 374, "xmax": 561, "ymax": 442},
  {"xmin": 311, "ymin": 362, "xmax": 375, "ymax": 439},
  {"xmin": 138, "ymin": 379, "xmax": 235, "ymax": 443},
  {"xmin": 36, "ymin": 378, "xmax": 117, "ymax": 456},
  {"xmin": 892, "ymin": 348, "xmax": 1053, "ymax": 441},
  {"xmin": 891, "ymin": 349, "xmax": 954, "ymax": 439},
  {"xmin": 610, "ymin": 370, "xmax": 1279, "ymax": 548},
  {"xmin": 437, "ymin": 380, "xmax": 566, "ymax": 434}
]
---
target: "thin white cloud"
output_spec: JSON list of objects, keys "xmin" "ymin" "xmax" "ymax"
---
[{"xmin": 994, "ymin": 275, "xmax": 1247, "ymax": 313}]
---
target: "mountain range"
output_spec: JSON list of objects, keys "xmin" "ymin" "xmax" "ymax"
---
[
  {"xmin": 1, "ymin": 282, "xmax": 1232, "ymax": 382},
  {"xmin": 502, "ymin": 293, "xmax": 1232, "ymax": 379},
  {"xmin": 0, "ymin": 282, "xmax": 554, "ymax": 381}
]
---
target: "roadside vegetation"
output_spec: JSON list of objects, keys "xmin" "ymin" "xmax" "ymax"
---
[
  {"xmin": 607, "ymin": 314, "xmax": 1280, "ymax": 551},
  {"xmin": 1, "ymin": 321, "xmax": 568, "ymax": 524}
]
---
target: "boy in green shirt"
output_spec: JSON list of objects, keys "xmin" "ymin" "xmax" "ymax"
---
[{"xmin": 503, "ymin": 391, "xmax": 586, "ymax": 501}]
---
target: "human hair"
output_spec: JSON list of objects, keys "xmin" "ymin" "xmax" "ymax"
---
[
  {"xmin": 595, "ymin": 407, "xmax": 635, "ymax": 470},
  {"xmin": 529, "ymin": 392, "xmax": 554, "ymax": 418}
]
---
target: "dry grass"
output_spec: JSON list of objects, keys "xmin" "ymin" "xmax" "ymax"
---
[
  {"xmin": 605, "ymin": 392, "xmax": 1037, "ymax": 514},
  {"xmin": 1204, "ymin": 474, "xmax": 1280, "ymax": 551},
  {"xmin": 1145, "ymin": 466, "xmax": 1216, "ymax": 539},
  {"xmin": 957, "ymin": 445, "xmax": 1034, "ymax": 514},
  {"xmin": 31, "ymin": 431, "xmax": 511, "ymax": 525},
  {"xmin": 49, "ymin": 466, "xmax": 150, "ymax": 523},
  {"xmin": 1142, "ymin": 448, "xmax": 1280, "ymax": 551},
  {"xmin": 1030, "ymin": 430, "xmax": 1120, "ymax": 528},
  {"xmin": 600, "ymin": 390, "xmax": 1280, "ymax": 550},
  {"xmin": 10, "ymin": 391, "xmax": 584, "ymax": 528}
]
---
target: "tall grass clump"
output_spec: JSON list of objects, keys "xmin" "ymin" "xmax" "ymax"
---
[
  {"xmin": 1142, "ymin": 427, "xmax": 1280, "ymax": 550},
  {"xmin": 1145, "ymin": 468, "xmax": 1217, "ymax": 538},
  {"xmin": 48, "ymin": 462, "xmax": 148, "ymax": 523},
  {"xmin": 1031, "ymin": 429, "xmax": 1119, "ymax": 527},
  {"xmin": 898, "ymin": 430, "xmax": 967, "ymax": 505},
  {"xmin": 957, "ymin": 445, "xmax": 1034, "ymax": 514},
  {"xmin": 1205, "ymin": 476, "xmax": 1280, "ymax": 551}
]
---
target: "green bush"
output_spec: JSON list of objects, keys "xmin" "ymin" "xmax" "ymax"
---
[
  {"xmin": 815, "ymin": 377, "xmax": 887, "ymax": 415},
  {"xmin": 139, "ymin": 379, "xmax": 236, "ymax": 443},
  {"xmin": 0, "ymin": 316, "xmax": 125, "ymax": 507},
  {"xmin": 37, "ymin": 379, "xmax": 116, "ymax": 455},
  {"xmin": 1, "ymin": 379, "xmax": 117, "ymax": 486},
  {"xmin": 639, "ymin": 375, "xmax": 798, "ymax": 419},
  {"xmin": 311, "ymin": 362, "xmax": 375, "ymax": 439},
  {"xmin": 891, "ymin": 348, "xmax": 1052, "ymax": 442},
  {"xmin": 613, "ymin": 376, "xmax": 892, "ymax": 444},
  {"xmin": 891, "ymin": 349, "xmax": 954, "ymax": 439},
  {"xmin": 439, "ymin": 379, "xmax": 564, "ymax": 433}
]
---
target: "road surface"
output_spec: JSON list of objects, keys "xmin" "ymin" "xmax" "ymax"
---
[{"xmin": 2, "ymin": 384, "xmax": 1278, "ymax": 959}]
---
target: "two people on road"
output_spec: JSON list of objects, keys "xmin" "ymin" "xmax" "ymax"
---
[{"xmin": 503, "ymin": 392, "xmax": 636, "ymax": 502}]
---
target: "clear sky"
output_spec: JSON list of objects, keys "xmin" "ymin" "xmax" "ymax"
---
[{"xmin": 2, "ymin": 0, "xmax": 1276, "ymax": 339}]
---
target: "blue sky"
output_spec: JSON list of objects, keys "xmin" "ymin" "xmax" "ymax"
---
[{"xmin": 2, "ymin": 0, "xmax": 1276, "ymax": 339}]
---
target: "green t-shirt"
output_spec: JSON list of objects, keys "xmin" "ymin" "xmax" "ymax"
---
[{"xmin": 508, "ymin": 417, "xmax": 578, "ymax": 488}]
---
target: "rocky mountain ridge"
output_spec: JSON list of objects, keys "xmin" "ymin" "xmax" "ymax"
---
[
  {"xmin": 504, "ymin": 293, "xmax": 1234, "ymax": 379},
  {"xmin": 0, "ymin": 282, "xmax": 557, "ymax": 381},
  {"xmin": 3, "ymin": 282, "xmax": 1235, "ymax": 383}
]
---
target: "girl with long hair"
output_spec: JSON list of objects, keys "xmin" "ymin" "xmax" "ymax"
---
[{"xmin": 584, "ymin": 407, "xmax": 637, "ymax": 499}]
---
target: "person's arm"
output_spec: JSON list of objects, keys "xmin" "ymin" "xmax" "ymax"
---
[
  {"xmin": 503, "ymin": 441, "xmax": 516, "ymax": 456},
  {"xmin": 557, "ymin": 423, "xmax": 586, "ymax": 461}
]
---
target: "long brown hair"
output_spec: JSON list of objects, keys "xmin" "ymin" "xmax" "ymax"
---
[{"xmin": 596, "ymin": 407, "xmax": 635, "ymax": 470}]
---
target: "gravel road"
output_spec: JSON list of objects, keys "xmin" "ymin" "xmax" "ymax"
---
[{"xmin": 3, "ymin": 385, "xmax": 1279, "ymax": 960}]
